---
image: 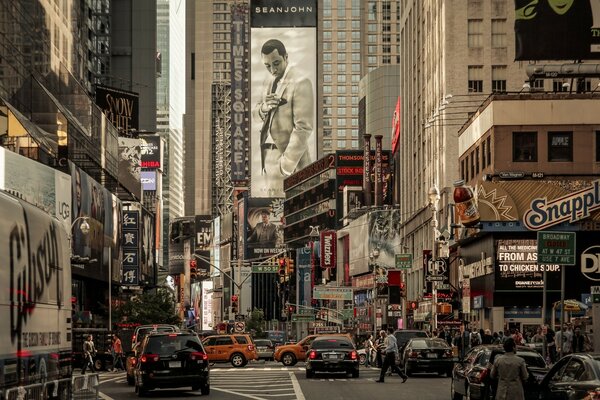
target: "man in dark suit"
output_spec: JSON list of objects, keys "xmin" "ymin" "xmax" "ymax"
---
[
  {"xmin": 253, "ymin": 39, "xmax": 314, "ymax": 197},
  {"xmin": 248, "ymin": 210, "xmax": 277, "ymax": 245}
]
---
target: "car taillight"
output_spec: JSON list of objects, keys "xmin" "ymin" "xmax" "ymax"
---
[
  {"xmin": 408, "ymin": 351, "xmax": 419, "ymax": 359},
  {"xmin": 248, "ymin": 345, "xmax": 254, "ymax": 351},
  {"xmin": 132, "ymin": 358, "xmax": 137, "ymax": 366},
  {"xmin": 586, "ymin": 389, "xmax": 600, "ymax": 400},
  {"xmin": 443, "ymin": 349, "xmax": 453, "ymax": 358},
  {"xmin": 309, "ymin": 351, "xmax": 317, "ymax": 360},
  {"xmin": 471, "ymin": 368, "xmax": 489, "ymax": 384},
  {"xmin": 190, "ymin": 352, "xmax": 208, "ymax": 361},
  {"xmin": 350, "ymin": 351, "xmax": 357, "ymax": 360},
  {"xmin": 140, "ymin": 354, "xmax": 159, "ymax": 363}
]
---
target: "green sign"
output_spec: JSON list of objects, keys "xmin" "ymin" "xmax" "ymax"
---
[
  {"xmin": 537, "ymin": 231, "xmax": 576, "ymax": 265},
  {"xmin": 251, "ymin": 264, "xmax": 278, "ymax": 273},
  {"xmin": 395, "ymin": 253, "xmax": 413, "ymax": 269},
  {"xmin": 292, "ymin": 314, "xmax": 315, "ymax": 322},
  {"xmin": 313, "ymin": 287, "xmax": 353, "ymax": 301},
  {"xmin": 298, "ymin": 308, "xmax": 315, "ymax": 315}
]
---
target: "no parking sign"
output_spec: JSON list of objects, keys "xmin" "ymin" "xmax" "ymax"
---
[{"xmin": 234, "ymin": 321, "xmax": 246, "ymax": 333}]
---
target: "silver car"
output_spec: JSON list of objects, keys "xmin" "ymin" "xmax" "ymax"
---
[{"xmin": 254, "ymin": 339, "xmax": 275, "ymax": 361}]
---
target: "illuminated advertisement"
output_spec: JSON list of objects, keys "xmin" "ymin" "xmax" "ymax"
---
[
  {"xmin": 140, "ymin": 136, "xmax": 162, "ymax": 169},
  {"xmin": 118, "ymin": 137, "xmax": 142, "ymax": 199},
  {"xmin": 246, "ymin": 198, "xmax": 284, "ymax": 258},
  {"xmin": 514, "ymin": 0, "xmax": 600, "ymax": 60},
  {"xmin": 250, "ymin": 0, "xmax": 317, "ymax": 198},
  {"xmin": 195, "ymin": 215, "xmax": 213, "ymax": 278}
]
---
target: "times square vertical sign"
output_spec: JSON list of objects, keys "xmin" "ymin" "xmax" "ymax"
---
[{"xmin": 231, "ymin": 4, "xmax": 248, "ymax": 182}]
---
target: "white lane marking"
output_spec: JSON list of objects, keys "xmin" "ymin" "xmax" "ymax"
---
[
  {"xmin": 212, "ymin": 387, "xmax": 268, "ymax": 400},
  {"xmin": 98, "ymin": 393, "xmax": 115, "ymax": 400},
  {"xmin": 99, "ymin": 375, "xmax": 126, "ymax": 384},
  {"xmin": 289, "ymin": 371, "xmax": 306, "ymax": 400}
]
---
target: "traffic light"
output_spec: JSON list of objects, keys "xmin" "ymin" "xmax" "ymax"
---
[
  {"xmin": 278, "ymin": 257, "xmax": 286, "ymax": 277},
  {"xmin": 409, "ymin": 301, "xmax": 418, "ymax": 311},
  {"xmin": 231, "ymin": 295, "xmax": 239, "ymax": 314},
  {"xmin": 286, "ymin": 257, "xmax": 295, "ymax": 276},
  {"xmin": 400, "ymin": 282, "xmax": 406, "ymax": 298},
  {"xmin": 190, "ymin": 260, "xmax": 197, "ymax": 280}
]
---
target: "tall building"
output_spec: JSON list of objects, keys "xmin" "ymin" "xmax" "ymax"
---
[
  {"xmin": 396, "ymin": 1, "xmax": 583, "ymax": 303},
  {"xmin": 157, "ymin": 0, "xmax": 186, "ymax": 270}
]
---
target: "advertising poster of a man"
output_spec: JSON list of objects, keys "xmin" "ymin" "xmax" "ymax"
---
[
  {"xmin": 247, "ymin": 206, "xmax": 283, "ymax": 256},
  {"xmin": 250, "ymin": 26, "xmax": 317, "ymax": 198}
]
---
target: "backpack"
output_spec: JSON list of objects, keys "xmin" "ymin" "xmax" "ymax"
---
[{"xmin": 470, "ymin": 332, "xmax": 481, "ymax": 347}]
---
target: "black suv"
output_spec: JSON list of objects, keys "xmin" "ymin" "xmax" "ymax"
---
[{"xmin": 134, "ymin": 332, "xmax": 210, "ymax": 396}]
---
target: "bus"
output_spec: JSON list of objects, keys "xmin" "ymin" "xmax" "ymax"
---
[{"xmin": 0, "ymin": 191, "xmax": 72, "ymax": 397}]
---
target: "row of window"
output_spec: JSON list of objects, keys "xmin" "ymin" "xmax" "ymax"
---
[
  {"xmin": 322, "ymin": 139, "xmax": 360, "ymax": 149},
  {"xmin": 323, "ymin": 118, "xmax": 359, "ymax": 127},
  {"xmin": 461, "ymin": 137, "xmax": 492, "ymax": 182},
  {"xmin": 323, "ymin": 128, "xmax": 360, "ymax": 138},
  {"xmin": 468, "ymin": 19, "xmax": 507, "ymax": 48},
  {"xmin": 513, "ymin": 132, "xmax": 575, "ymax": 162},
  {"xmin": 323, "ymin": 96, "xmax": 359, "ymax": 105},
  {"xmin": 323, "ymin": 64, "xmax": 361, "ymax": 73},
  {"xmin": 468, "ymin": 65, "xmax": 506, "ymax": 93},
  {"xmin": 323, "ymin": 107, "xmax": 359, "ymax": 116}
]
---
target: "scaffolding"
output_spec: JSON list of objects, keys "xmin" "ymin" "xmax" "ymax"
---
[{"xmin": 212, "ymin": 81, "xmax": 234, "ymax": 216}]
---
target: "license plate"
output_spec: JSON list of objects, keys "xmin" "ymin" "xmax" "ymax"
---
[
  {"xmin": 325, "ymin": 354, "xmax": 340, "ymax": 360},
  {"xmin": 169, "ymin": 361, "xmax": 180, "ymax": 368},
  {"xmin": 427, "ymin": 353, "xmax": 437, "ymax": 359},
  {"xmin": 258, "ymin": 347, "xmax": 267, "ymax": 351}
]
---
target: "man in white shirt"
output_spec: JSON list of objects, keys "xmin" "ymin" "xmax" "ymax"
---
[{"xmin": 376, "ymin": 328, "xmax": 408, "ymax": 383}]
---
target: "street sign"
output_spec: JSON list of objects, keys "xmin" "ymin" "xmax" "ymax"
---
[
  {"xmin": 426, "ymin": 275, "xmax": 445, "ymax": 282},
  {"xmin": 234, "ymin": 321, "xmax": 245, "ymax": 332},
  {"xmin": 291, "ymin": 314, "xmax": 316, "ymax": 322},
  {"xmin": 395, "ymin": 253, "xmax": 413, "ymax": 269},
  {"xmin": 537, "ymin": 231, "xmax": 576, "ymax": 265},
  {"xmin": 592, "ymin": 286, "xmax": 600, "ymax": 304},
  {"xmin": 313, "ymin": 287, "xmax": 353, "ymax": 301},
  {"xmin": 251, "ymin": 264, "xmax": 279, "ymax": 273}
]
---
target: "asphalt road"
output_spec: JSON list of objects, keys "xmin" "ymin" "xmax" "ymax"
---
[{"xmin": 96, "ymin": 361, "xmax": 450, "ymax": 399}]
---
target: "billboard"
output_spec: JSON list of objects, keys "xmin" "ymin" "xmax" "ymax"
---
[
  {"xmin": 195, "ymin": 215, "xmax": 213, "ymax": 278},
  {"xmin": 246, "ymin": 198, "xmax": 284, "ymax": 258},
  {"xmin": 122, "ymin": 210, "xmax": 140, "ymax": 286},
  {"xmin": 231, "ymin": 4, "xmax": 248, "ymax": 183},
  {"xmin": 250, "ymin": 0, "xmax": 317, "ymax": 198},
  {"xmin": 514, "ymin": 0, "xmax": 600, "ymax": 60},
  {"xmin": 320, "ymin": 230, "xmax": 337, "ymax": 269},
  {"xmin": 140, "ymin": 136, "xmax": 162, "ymax": 169},
  {"xmin": 95, "ymin": 85, "xmax": 140, "ymax": 134},
  {"xmin": 118, "ymin": 137, "xmax": 142, "ymax": 199},
  {"xmin": 141, "ymin": 170, "xmax": 157, "ymax": 191}
]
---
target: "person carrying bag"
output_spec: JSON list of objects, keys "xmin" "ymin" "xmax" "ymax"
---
[{"xmin": 82, "ymin": 334, "xmax": 97, "ymax": 375}]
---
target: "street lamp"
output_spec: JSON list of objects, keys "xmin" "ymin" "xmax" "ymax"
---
[{"xmin": 428, "ymin": 185, "xmax": 441, "ymax": 332}]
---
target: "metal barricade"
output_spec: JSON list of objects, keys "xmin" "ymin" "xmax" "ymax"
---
[
  {"xmin": 71, "ymin": 374, "xmax": 100, "ymax": 400},
  {"xmin": 4, "ymin": 383, "xmax": 45, "ymax": 400}
]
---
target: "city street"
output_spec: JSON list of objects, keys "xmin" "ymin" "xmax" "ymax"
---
[{"xmin": 97, "ymin": 361, "xmax": 450, "ymax": 399}]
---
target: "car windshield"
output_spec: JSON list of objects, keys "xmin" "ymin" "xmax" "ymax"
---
[
  {"xmin": 410, "ymin": 339, "xmax": 449, "ymax": 349},
  {"xmin": 144, "ymin": 335, "xmax": 203, "ymax": 356},
  {"xmin": 312, "ymin": 339, "xmax": 354, "ymax": 349}
]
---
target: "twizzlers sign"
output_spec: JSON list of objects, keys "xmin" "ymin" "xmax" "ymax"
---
[{"xmin": 320, "ymin": 230, "xmax": 336, "ymax": 269}]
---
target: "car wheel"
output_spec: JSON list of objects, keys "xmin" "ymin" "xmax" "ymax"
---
[
  {"xmin": 231, "ymin": 353, "xmax": 247, "ymax": 368},
  {"xmin": 127, "ymin": 374, "xmax": 134, "ymax": 386},
  {"xmin": 306, "ymin": 369, "xmax": 314, "ymax": 379},
  {"xmin": 281, "ymin": 353, "xmax": 297, "ymax": 367},
  {"xmin": 450, "ymin": 379, "xmax": 463, "ymax": 400},
  {"xmin": 200, "ymin": 383, "xmax": 210, "ymax": 395},
  {"xmin": 352, "ymin": 369, "xmax": 359, "ymax": 378},
  {"xmin": 94, "ymin": 359, "xmax": 104, "ymax": 371},
  {"xmin": 359, "ymin": 354, "xmax": 367, "ymax": 366}
]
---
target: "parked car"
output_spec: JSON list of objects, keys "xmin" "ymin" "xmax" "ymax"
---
[
  {"xmin": 392, "ymin": 329, "xmax": 430, "ymax": 365},
  {"xmin": 538, "ymin": 353, "xmax": 600, "ymax": 400},
  {"xmin": 451, "ymin": 344, "xmax": 548, "ymax": 400},
  {"xmin": 274, "ymin": 333, "xmax": 353, "ymax": 366},
  {"xmin": 401, "ymin": 338, "xmax": 456, "ymax": 376},
  {"xmin": 254, "ymin": 339, "xmax": 275, "ymax": 361},
  {"xmin": 133, "ymin": 331, "xmax": 210, "ymax": 396},
  {"xmin": 305, "ymin": 336, "xmax": 360, "ymax": 379},
  {"xmin": 202, "ymin": 334, "xmax": 258, "ymax": 367},
  {"xmin": 126, "ymin": 324, "xmax": 179, "ymax": 385}
]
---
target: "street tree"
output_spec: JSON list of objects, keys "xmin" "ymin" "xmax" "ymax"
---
[
  {"xmin": 114, "ymin": 288, "xmax": 181, "ymax": 325},
  {"xmin": 246, "ymin": 308, "xmax": 267, "ymax": 338}
]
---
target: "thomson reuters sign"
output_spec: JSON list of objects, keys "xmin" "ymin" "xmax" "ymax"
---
[{"xmin": 320, "ymin": 230, "xmax": 337, "ymax": 269}]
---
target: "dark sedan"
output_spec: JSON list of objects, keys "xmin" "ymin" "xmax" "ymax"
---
[
  {"xmin": 401, "ymin": 338, "xmax": 456, "ymax": 376},
  {"xmin": 451, "ymin": 344, "xmax": 548, "ymax": 400},
  {"xmin": 305, "ymin": 336, "xmax": 359, "ymax": 379},
  {"xmin": 539, "ymin": 353, "xmax": 600, "ymax": 400}
]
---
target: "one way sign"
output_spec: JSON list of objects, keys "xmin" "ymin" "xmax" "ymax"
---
[{"xmin": 591, "ymin": 286, "xmax": 600, "ymax": 303}]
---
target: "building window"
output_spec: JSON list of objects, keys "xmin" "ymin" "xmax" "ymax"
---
[
  {"xmin": 461, "ymin": 159, "xmax": 466, "ymax": 180},
  {"xmin": 324, "ymin": 129, "xmax": 332, "ymax": 137},
  {"xmin": 337, "ymin": 118, "xmax": 346, "ymax": 126},
  {"xmin": 352, "ymin": 42, "xmax": 360, "ymax": 50},
  {"xmin": 324, "ymin": 53, "xmax": 332, "ymax": 61},
  {"xmin": 492, "ymin": 65, "xmax": 507, "ymax": 92},
  {"xmin": 324, "ymin": 75, "xmax": 332, "ymax": 83},
  {"xmin": 513, "ymin": 132, "xmax": 537, "ymax": 162},
  {"xmin": 368, "ymin": 23, "xmax": 377, "ymax": 32},
  {"xmin": 465, "ymin": 155, "xmax": 469, "ymax": 181},
  {"xmin": 337, "ymin": 53, "xmax": 346, "ymax": 62},
  {"xmin": 486, "ymin": 137, "xmax": 491, "ymax": 166},
  {"xmin": 324, "ymin": 64, "xmax": 332, "ymax": 72},
  {"xmin": 468, "ymin": 66, "xmax": 484, "ymax": 92},
  {"xmin": 368, "ymin": 34, "xmax": 377, "ymax": 43},
  {"xmin": 468, "ymin": 19, "xmax": 483, "ymax": 48},
  {"xmin": 548, "ymin": 132, "xmax": 573, "ymax": 162},
  {"xmin": 324, "ymin": 139, "xmax": 332, "ymax": 148},
  {"xmin": 553, "ymin": 80, "xmax": 569, "ymax": 92},
  {"xmin": 338, "ymin": 96, "xmax": 347, "ymax": 105},
  {"xmin": 337, "ymin": 42, "xmax": 347, "ymax": 50},
  {"xmin": 482, "ymin": 140, "xmax": 487, "ymax": 167},
  {"xmin": 338, "ymin": 129, "xmax": 346, "ymax": 137},
  {"xmin": 337, "ymin": 20, "xmax": 346, "ymax": 29},
  {"xmin": 475, "ymin": 147, "xmax": 480, "ymax": 174},
  {"xmin": 337, "ymin": 31, "xmax": 347, "ymax": 40},
  {"xmin": 368, "ymin": 56, "xmax": 377, "ymax": 64},
  {"xmin": 352, "ymin": 31, "xmax": 360, "ymax": 40},
  {"xmin": 491, "ymin": 19, "xmax": 507, "ymax": 48},
  {"xmin": 338, "ymin": 86, "xmax": 347, "ymax": 94},
  {"xmin": 323, "ymin": 20, "xmax": 332, "ymax": 29},
  {"xmin": 351, "ymin": 140, "xmax": 359, "ymax": 148},
  {"xmin": 337, "ymin": 139, "xmax": 346, "ymax": 148},
  {"xmin": 470, "ymin": 150, "xmax": 475, "ymax": 178}
]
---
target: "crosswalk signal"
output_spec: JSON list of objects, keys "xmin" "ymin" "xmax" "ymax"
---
[{"xmin": 286, "ymin": 257, "xmax": 295, "ymax": 275}]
